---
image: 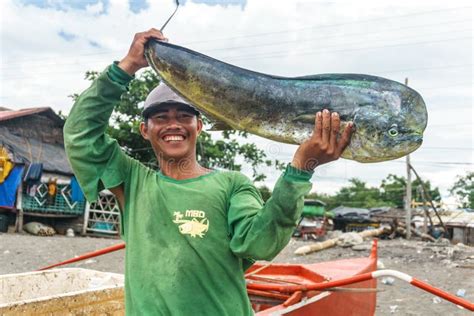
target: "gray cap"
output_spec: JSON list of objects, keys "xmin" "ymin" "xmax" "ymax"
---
[{"xmin": 142, "ymin": 83, "xmax": 199, "ymax": 118}]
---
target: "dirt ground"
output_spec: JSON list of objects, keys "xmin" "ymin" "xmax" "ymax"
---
[{"xmin": 1, "ymin": 231, "xmax": 473, "ymax": 315}]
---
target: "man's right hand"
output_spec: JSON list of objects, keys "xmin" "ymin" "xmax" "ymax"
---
[{"xmin": 118, "ymin": 28, "xmax": 167, "ymax": 76}]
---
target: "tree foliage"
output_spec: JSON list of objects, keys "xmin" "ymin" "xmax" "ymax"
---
[
  {"xmin": 70, "ymin": 69, "xmax": 284, "ymax": 181},
  {"xmin": 449, "ymin": 172, "xmax": 474, "ymax": 209},
  {"xmin": 333, "ymin": 178, "xmax": 387, "ymax": 209},
  {"xmin": 380, "ymin": 174, "xmax": 441, "ymax": 208},
  {"xmin": 305, "ymin": 192, "xmax": 337, "ymax": 210},
  {"xmin": 305, "ymin": 174, "xmax": 442, "ymax": 210}
]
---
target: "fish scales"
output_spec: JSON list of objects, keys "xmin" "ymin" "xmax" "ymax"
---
[{"xmin": 145, "ymin": 40, "xmax": 427, "ymax": 163}]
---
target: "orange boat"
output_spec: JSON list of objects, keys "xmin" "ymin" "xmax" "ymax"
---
[
  {"xmin": 36, "ymin": 239, "xmax": 473, "ymax": 313},
  {"xmin": 246, "ymin": 241, "xmax": 378, "ymax": 315}
]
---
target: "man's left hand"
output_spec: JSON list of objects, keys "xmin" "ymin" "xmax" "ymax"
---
[{"xmin": 291, "ymin": 109, "xmax": 353, "ymax": 171}]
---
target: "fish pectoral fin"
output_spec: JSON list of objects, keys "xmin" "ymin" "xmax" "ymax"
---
[
  {"xmin": 292, "ymin": 114, "xmax": 316, "ymax": 124},
  {"xmin": 208, "ymin": 121, "xmax": 234, "ymax": 131}
]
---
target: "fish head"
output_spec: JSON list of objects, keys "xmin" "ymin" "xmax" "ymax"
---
[
  {"xmin": 179, "ymin": 222, "xmax": 193, "ymax": 234},
  {"xmin": 344, "ymin": 91, "xmax": 427, "ymax": 163}
]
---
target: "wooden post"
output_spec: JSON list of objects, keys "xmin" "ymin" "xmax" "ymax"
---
[
  {"xmin": 82, "ymin": 201, "xmax": 90, "ymax": 236},
  {"xmin": 15, "ymin": 184, "xmax": 23, "ymax": 233},
  {"xmin": 409, "ymin": 164, "xmax": 448, "ymax": 237},
  {"xmin": 419, "ymin": 185, "xmax": 428, "ymax": 234},
  {"xmin": 405, "ymin": 78, "xmax": 412, "ymax": 239}
]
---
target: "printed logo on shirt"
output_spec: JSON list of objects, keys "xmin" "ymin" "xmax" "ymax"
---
[{"xmin": 172, "ymin": 210, "xmax": 209, "ymax": 238}]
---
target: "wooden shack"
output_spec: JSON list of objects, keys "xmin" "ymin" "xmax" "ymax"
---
[{"xmin": 0, "ymin": 107, "xmax": 120, "ymax": 237}]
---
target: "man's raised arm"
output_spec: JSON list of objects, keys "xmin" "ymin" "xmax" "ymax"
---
[{"xmin": 63, "ymin": 29, "xmax": 167, "ymax": 204}]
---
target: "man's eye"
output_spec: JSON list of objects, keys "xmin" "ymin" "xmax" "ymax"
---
[{"xmin": 177, "ymin": 113, "xmax": 193, "ymax": 120}]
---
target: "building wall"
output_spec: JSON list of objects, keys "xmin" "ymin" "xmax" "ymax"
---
[
  {"xmin": 467, "ymin": 228, "xmax": 474, "ymax": 245},
  {"xmin": 451, "ymin": 227, "xmax": 465, "ymax": 244},
  {"xmin": 1, "ymin": 115, "xmax": 63, "ymax": 144}
]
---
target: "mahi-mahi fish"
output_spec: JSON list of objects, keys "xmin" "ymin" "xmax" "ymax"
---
[{"xmin": 145, "ymin": 40, "xmax": 428, "ymax": 163}]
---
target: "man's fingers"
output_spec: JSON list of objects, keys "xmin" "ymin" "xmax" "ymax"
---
[
  {"xmin": 138, "ymin": 28, "xmax": 167, "ymax": 42},
  {"xmin": 144, "ymin": 33, "xmax": 167, "ymax": 41},
  {"xmin": 336, "ymin": 122, "xmax": 353, "ymax": 155},
  {"xmin": 329, "ymin": 112, "xmax": 340, "ymax": 149},
  {"xmin": 321, "ymin": 109, "xmax": 330, "ymax": 142},
  {"xmin": 314, "ymin": 111, "xmax": 322, "ymax": 140}
]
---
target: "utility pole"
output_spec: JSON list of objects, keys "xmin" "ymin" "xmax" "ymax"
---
[
  {"xmin": 419, "ymin": 185, "xmax": 428, "ymax": 234},
  {"xmin": 405, "ymin": 77, "xmax": 412, "ymax": 239}
]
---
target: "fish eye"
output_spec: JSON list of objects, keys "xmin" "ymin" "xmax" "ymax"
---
[{"xmin": 388, "ymin": 124, "xmax": 398, "ymax": 137}]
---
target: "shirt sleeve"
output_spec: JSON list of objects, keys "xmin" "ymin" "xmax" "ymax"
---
[
  {"xmin": 63, "ymin": 63, "xmax": 134, "ymax": 202},
  {"xmin": 227, "ymin": 165, "xmax": 312, "ymax": 261}
]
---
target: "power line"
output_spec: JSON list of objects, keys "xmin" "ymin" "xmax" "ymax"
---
[
  {"xmin": 5, "ymin": 61, "xmax": 473, "ymax": 82},
  {"xmin": 429, "ymin": 123, "xmax": 473, "ymax": 127},
  {"xmin": 225, "ymin": 36, "xmax": 472, "ymax": 61},
  {"xmin": 373, "ymin": 64, "xmax": 472, "ymax": 75},
  {"xmin": 195, "ymin": 22, "xmax": 472, "ymax": 54},
  {"xmin": 419, "ymin": 82, "xmax": 474, "ymax": 90},
  {"xmin": 3, "ymin": 21, "xmax": 471, "ymax": 72},
  {"xmin": 6, "ymin": 26, "xmax": 470, "ymax": 72},
  {"xmin": 2, "ymin": 36, "xmax": 472, "ymax": 81},
  {"xmin": 2, "ymin": 6, "xmax": 471, "ymax": 65},
  {"xmin": 390, "ymin": 161, "xmax": 473, "ymax": 166},
  {"xmin": 422, "ymin": 146, "xmax": 473, "ymax": 151},
  {"xmin": 182, "ymin": 6, "xmax": 473, "ymax": 45}
]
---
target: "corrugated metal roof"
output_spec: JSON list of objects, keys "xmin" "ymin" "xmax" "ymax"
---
[
  {"xmin": 0, "ymin": 126, "xmax": 73, "ymax": 175},
  {"xmin": 445, "ymin": 211, "xmax": 474, "ymax": 228},
  {"xmin": 0, "ymin": 107, "xmax": 48, "ymax": 121},
  {"xmin": 0, "ymin": 107, "xmax": 63, "ymax": 126},
  {"xmin": 415, "ymin": 211, "xmax": 474, "ymax": 228},
  {"xmin": 331, "ymin": 206, "xmax": 370, "ymax": 219}
]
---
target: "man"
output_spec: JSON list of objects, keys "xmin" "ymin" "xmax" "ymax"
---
[{"xmin": 64, "ymin": 29, "xmax": 352, "ymax": 315}]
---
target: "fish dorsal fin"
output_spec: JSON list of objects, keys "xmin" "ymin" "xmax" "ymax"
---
[
  {"xmin": 208, "ymin": 121, "xmax": 234, "ymax": 131},
  {"xmin": 291, "ymin": 73, "xmax": 383, "ymax": 82},
  {"xmin": 292, "ymin": 114, "xmax": 316, "ymax": 124}
]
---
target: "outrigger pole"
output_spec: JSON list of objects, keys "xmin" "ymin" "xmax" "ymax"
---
[
  {"xmin": 38, "ymin": 241, "xmax": 474, "ymax": 311},
  {"xmin": 246, "ymin": 269, "xmax": 474, "ymax": 311},
  {"xmin": 37, "ymin": 243, "xmax": 125, "ymax": 271}
]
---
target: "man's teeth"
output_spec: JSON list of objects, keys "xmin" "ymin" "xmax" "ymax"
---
[{"xmin": 164, "ymin": 135, "xmax": 185, "ymax": 142}]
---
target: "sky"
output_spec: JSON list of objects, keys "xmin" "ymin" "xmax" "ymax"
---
[{"xmin": 1, "ymin": 0, "xmax": 472, "ymax": 207}]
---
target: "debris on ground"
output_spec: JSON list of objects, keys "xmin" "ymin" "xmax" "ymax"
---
[
  {"xmin": 294, "ymin": 227, "xmax": 389, "ymax": 255},
  {"xmin": 23, "ymin": 222, "xmax": 56, "ymax": 236},
  {"xmin": 456, "ymin": 289, "xmax": 466, "ymax": 297},
  {"xmin": 1, "ymin": 234, "xmax": 472, "ymax": 315},
  {"xmin": 381, "ymin": 277, "xmax": 395, "ymax": 285}
]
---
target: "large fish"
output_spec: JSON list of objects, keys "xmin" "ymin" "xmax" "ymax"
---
[{"xmin": 145, "ymin": 40, "xmax": 428, "ymax": 163}]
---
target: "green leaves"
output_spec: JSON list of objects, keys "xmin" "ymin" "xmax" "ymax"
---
[
  {"xmin": 305, "ymin": 174, "xmax": 442, "ymax": 210},
  {"xmin": 449, "ymin": 172, "xmax": 474, "ymax": 209}
]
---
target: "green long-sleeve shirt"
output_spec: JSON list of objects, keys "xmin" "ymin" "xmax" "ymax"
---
[{"xmin": 63, "ymin": 64, "xmax": 313, "ymax": 315}]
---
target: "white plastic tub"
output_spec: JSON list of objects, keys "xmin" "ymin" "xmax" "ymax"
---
[{"xmin": 0, "ymin": 268, "xmax": 125, "ymax": 315}]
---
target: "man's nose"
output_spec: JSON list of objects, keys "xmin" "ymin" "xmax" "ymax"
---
[
  {"xmin": 165, "ymin": 114, "xmax": 181, "ymax": 125},
  {"xmin": 164, "ymin": 117, "xmax": 182, "ymax": 129}
]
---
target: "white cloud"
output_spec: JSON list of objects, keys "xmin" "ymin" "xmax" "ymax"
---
[{"xmin": 86, "ymin": 1, "xmax": 105, "ymax": 15}]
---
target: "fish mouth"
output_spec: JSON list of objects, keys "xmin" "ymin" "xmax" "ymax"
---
[
  {"xmin": 409, "ymin": 131, "xmax": 424, "ymax": 147},
  {"xmin": 413, "ymin": 135, "xmax": 423, "ymax": 145},
  {"xmin": 389, "ymin": 133, "xmax": 424, "ymax": 158},
  {"xmin": 343, "ymin": 132, "xmax": 424, "ymax": 163}
]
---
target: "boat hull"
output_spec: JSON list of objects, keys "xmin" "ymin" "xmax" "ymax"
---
[{"xmin": 247, "ymin": 242, "xmax": 378, "ymax": 315}]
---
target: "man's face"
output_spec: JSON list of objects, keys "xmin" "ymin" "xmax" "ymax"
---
[{"xmin": 140, "ymin": 103, "xmax": 202, "ymax": 162}]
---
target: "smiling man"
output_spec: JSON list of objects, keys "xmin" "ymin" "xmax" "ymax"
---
[
  {"xmin": 63, "ymin": 29, "xmax": 352, "ymax": 315},
  {"xmin": 140, "ymin": 83, "xmax": 206, "ymax": 176}
]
